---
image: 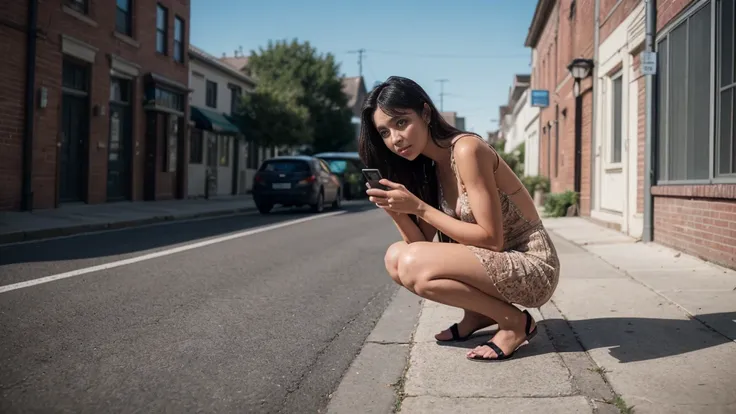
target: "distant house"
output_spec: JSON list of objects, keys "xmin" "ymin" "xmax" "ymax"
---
[
  {"xmin": 217, "ymin": 52, "xmax": 285, "ymax": 187},
  {"xmin": 440, "ymin": 111, "xmax": 466, "ymax": 130},
  {"xmin": 497, "ymin": 74, "xmax": 540, "ymax": 176},
  {"xmin": 341, "ymin": 76, "xmax": 367, "ymax": 145},
  {"xmin": 188, "ymin": 45, "xmax": 256, "ymax": 198}
]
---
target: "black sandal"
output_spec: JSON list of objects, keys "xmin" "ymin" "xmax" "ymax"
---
[
  {"xmin": 467, "ymin": 310, "xmax": 538, "ymax": 362},
  {"xmin": 436, "ymin": 323, "xmax": 481, "ymax": 342}
]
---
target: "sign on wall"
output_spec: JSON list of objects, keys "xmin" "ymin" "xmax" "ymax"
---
[
  {"xmin": 530, "ymin": 90, "xmax": 550, "ymax": 108},
  {"xmin": 640, "ymin": 51, "xmax": 657, "ymax": 76}
]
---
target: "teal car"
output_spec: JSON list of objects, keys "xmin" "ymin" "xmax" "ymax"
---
[{"xmin": 314, "ymin": 152, "xmax": 367, "ymax": 200}]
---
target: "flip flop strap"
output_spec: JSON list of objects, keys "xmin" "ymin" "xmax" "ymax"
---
[
  {"xmin": 449, "ymin": 323, "xmax": 461, "ymax": 340},
  {"xmin": 485, "ymin": 341, "xmax": 506, "ymax": 359}
]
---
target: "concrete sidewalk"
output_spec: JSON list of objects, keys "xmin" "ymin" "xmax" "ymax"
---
[
  {"xmin": 327, "ymin": 217, "xmax": 736, "ymax": 414},
  {"xmin": 0, "ymin": 196, "xmax": 256, "ymax": 245}
]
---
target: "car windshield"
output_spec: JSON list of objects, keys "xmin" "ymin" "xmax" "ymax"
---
[
  {"xmin": 325, "ymin": 160, "xmax": 347, "ymax": 174},
  {"xmin": 261, "ymin": 160, "xmax": 310, "ymax": 172}
]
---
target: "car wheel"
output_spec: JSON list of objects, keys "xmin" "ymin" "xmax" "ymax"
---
[
  {"xmin": 332, "ymin": 189, "xmax": 342, "ymax": 209},
  {"xmin": 257, "ymin": 202, "xmax": 273, "ymax": 214},
  {"xmin": 311, "ymin": 191, "xmax": 324, "ymax": 213}
]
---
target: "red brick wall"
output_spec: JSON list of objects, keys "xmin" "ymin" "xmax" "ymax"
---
[
  {"xmin": 599, "ymin": 0, "xmax": 642, "ymax": 43},
  {"xmin": 653, "ymin": 196, "xmax": 736, "ymax": 270},
  {"xmin": 0, "ymin": 2, "xmax": 29, "ymax": 211},
  {"xmin": 1, "ymin": 0, "xmax": 190, "ymax": 211},
  {"xmin": 651, "ymin": 0, "xmax": 734, "ymax": 269},
  {"xmin": 531, "ymin": 0, "xmax": 595, "ymax": 216}
]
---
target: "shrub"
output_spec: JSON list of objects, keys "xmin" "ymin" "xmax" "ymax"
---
[
  {"xmin": 544, "ymin": 190, "xmax": 579, "ymax": 217},
  {"xmin": 521, "ymin": 175, "xmax": 550, "ymax": 196}
]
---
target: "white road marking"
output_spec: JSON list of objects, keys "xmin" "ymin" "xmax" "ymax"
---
[{"xmin": 0, "ymin": 211, "xmax": 345, "ymax": 294}]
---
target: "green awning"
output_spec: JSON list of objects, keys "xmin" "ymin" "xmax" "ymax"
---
[{"xmin": 190, "ymin": 105, "xmax": 240, "ymax": 135}]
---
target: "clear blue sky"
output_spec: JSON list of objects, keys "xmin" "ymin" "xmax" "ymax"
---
[{"xmin": 190, "ymin": 0, "xmax": 537, "ymax": 136}]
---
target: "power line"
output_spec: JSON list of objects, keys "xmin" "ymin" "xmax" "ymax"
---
[
  {"xmin": 364, "ymin": 49, "xmax": 528, "ymax": 60},
  {"xmin": 436, "ymin": 79, "xmax": 449, "ymax": 111},
  {"xmin": 347, "ymin": 48, "xmax": 366, "ymax": 77}
]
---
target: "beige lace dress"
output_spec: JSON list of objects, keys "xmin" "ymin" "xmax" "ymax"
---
[{"xmin": 437, "ymin": 137, "xmax": 560, "ymax": 308}]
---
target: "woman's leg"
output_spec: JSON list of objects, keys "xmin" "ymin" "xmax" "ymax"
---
[
  {"xmin": 384, "ymin": 242, "xmax": 496, "ymax": 340},
  {"xmin": 394, "ymin": 241, "xmax": 536, "ymax": 360}
]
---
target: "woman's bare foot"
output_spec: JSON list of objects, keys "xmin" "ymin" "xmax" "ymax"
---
[
  {"xmin": 466, "ymin": 310, "xmax": 536, "ymax": 361},
  {"xmin": 435, "ymin": 310, "xmax": 497, "ymax": 341}
]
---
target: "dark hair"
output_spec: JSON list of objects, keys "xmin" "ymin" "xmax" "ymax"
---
[{"xmin": 358, "ymin": 76, "xmax": 467, "ymax": 211}]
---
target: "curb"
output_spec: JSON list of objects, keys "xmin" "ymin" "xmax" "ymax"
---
[
  {"xmin": 0, "ymin": 205, "xmax": 256, "ymax": 246},
  {"xmin": 325, "ymin": 288, "xmax": 422, "ymax": 414}
]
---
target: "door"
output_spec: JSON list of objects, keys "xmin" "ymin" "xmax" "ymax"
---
[
  {"xmin": 205, "ymin": 132, "xmax": 218, "ymax": 197},
  {"xmin": 144, "ymin": 113, "xmax": 159, "ymax": 201},
  {"xmin": 600, "ymin": 73, "xmax": 626, "ymax": 214},
  {"xmin": 60, "ymin": 93, "xmax": 88, "ymax": 202},
  {"xmin": 107, "ymin": 104, "xmax": 131, "ymax": 201}
]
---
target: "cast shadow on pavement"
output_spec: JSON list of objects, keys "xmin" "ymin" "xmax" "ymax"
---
[
  {"xmin": 0, "ymin": 202, "xmax": 378, "ymax": 266},
  {"xmin": 435, "ymin": 312, "xmax": 736, "ymax": 363}
]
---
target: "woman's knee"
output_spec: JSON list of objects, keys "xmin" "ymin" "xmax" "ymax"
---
[
  {"xmin": 396, "ymin": 243, "xmax": 433, "ymax": 292},
  {"xmin": 384, "ymin": 241, "xmax": 407, "ymax": 285}
]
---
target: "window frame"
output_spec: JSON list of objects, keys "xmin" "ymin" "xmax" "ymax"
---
[
  {"xmin": 174, "ymin": 16, "xmax": 185, "ymax": 63},
  {"xmin": 609, "ymin": 70, "xmax": 625, "ymax": 166},
  {"xmin": 67, "ymin": 0, "xmax": 88, "ymax": 14},
  {"xmin": 206, "ymin": 80, "xmax": 218, "ymax": 109},
  {"xmin": 115, "ymin": 0, "xmax": 132, "ymax": 36},
  {"xmin": 156, "ymin": 4, "xmax": 168, "ymax": 56},
  {"xmin": 654, "ymin": 0, "xmax": 736, "ymax": 185}
]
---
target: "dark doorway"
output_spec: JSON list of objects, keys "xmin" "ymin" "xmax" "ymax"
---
[
  {"xmin": 144, "ymin": 113, "xmax": 160, "ymax": 201},
  {"xmin": 107, "ymin": 77, "xmax": 132, "ymax": 201},
  {"xmin": 60, "ymin": 59, "xmax": 90, "ymax": 203}
]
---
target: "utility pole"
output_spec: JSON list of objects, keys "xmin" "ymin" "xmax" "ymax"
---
[
  {"xmin": 348, "ymin": 48, "xmax": 366, "ymax": 78},
  {"xmin": 435, "ymin": 79, "xmax": 449, "ymax": 111}
]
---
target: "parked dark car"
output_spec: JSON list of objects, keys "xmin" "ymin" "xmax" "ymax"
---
[
  {"xmin": 314, "ymin": 152, "xmax": 367, "ymax": 200},
  {"xmin": 252, "ymin": 156, "xmax": 342, "ymax": 214}
]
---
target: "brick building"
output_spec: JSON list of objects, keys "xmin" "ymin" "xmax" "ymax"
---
[
  {"xmin": 0, "ymin": 0, "xmax": 190, "ymax": 211},
  {"xmin": 650, "ymin": 0, "xmax": 736, "ymax": 269},
  {"xmin": 524, "ymin": 0, "xmax": 596, "ymax": 215},
  {"xmin": 525, "ymin": 0, "xmax": 736, "ymax": 269}
]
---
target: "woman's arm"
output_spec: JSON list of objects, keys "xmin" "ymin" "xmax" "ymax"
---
[
  {"xmin": 416, "ymin": 138, "xmax": 505, "ymax": 251},
  {"xmin": 388, "ymin": 212, "xmax": 437, "ymax": 243}
]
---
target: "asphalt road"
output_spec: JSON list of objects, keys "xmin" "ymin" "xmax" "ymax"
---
[{"xmin": 0, "ymin": 202, "xmax": 401, "ymax": 413}]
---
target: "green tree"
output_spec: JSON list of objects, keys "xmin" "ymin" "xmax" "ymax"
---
[
  {"xmin": 242, "ymin": 39, "xmax": 354, "ymax": 152},
  {"xmin": 235, "ymin": 86, "xmax": 311, "ymax": 147}
]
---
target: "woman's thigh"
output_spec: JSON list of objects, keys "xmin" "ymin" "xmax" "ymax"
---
[{"xmin": 397, "ymin": 241, "xmax": 506, "ymax": 301}]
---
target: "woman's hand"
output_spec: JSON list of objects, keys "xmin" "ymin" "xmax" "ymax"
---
[{"xmin": 366, "ymin": 179, "xmax": 426, "ymax": 216}]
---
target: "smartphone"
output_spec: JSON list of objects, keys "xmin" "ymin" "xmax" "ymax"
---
[{"xmin": 362, "ymin": 168, "xmax": 389, "ymax": 190}]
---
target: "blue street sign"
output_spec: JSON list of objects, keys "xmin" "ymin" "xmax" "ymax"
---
[{"xmin": 530, "ymin": 90, "xmax": 550, "ymax": 108}]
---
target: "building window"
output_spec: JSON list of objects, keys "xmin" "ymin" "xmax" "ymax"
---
[
  {"xmin": 656, "ymin": 2, "xmax": 711, "ymax": 182},
  {"xmin": 611, "ymin": 74, "xmax": 623, "ymax": 164},
  {"xmin": 156, "ymin": 4, "xmax": 168, "ymax": 55},
  {"xmin": 174, "ymin": 16, "xmax": 184, "ymax": 63},
  {"xmin": 116, "ymin": 0, "xmax": 132, "ymax": 36},
  {"xmin": 230, "ymin": 85, "xmax": 242, "ymax": 113},
  {"xmin": 717, "ymin": 0, "xmax": 735, "ymax": 176},
  {"xmin": 67, "ymin": 0, "xmax": 88, "ymax": 14},
  {"xmin": 206, "ymin": 80, "xmax": 217, "ymax": 108},
  {"xmin": 190, "ymin": 129, "xmax": 204, "ymax": 164}
]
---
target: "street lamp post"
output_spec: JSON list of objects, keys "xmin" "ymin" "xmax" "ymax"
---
[{"xmin": 567, "ymin": 58, "xmax": 594, "ymax": 214}]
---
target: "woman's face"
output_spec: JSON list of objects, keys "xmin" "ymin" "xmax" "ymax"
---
[{"xmin": 372, "ymin": 106, "xmax": 430, "ymax": 161}]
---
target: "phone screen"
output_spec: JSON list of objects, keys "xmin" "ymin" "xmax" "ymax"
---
[{"xmin": 362, "ymin": 169, "xmax": 389, "ymax": 190}]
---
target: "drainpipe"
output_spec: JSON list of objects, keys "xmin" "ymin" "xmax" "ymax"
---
[
  {"xmin": 21, "ymin": 0, "xmax": 38, "ymax": 211},
  {"xmin": 642, "ymin": 0, "xmax": 656, "ymax": 242},
  {"xmin": 589, "ymin": 0, "xmax": 600, "ymax": 214}
]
